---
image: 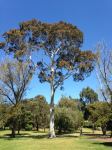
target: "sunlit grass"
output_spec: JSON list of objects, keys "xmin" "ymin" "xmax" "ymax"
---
[{"xmin": 0, "ymin": 129, "xmax": 111, "ymax": 150}]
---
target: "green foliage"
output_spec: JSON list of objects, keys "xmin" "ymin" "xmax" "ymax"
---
[
  {"xmin": 25, "ymin": 124, "xmax": 33, "ymax": 131},
  {"xmin": 83, "ymin": 120, "xmax": 93, "ymax": 128},
  {"xmin": 0, "ymin": 95, "xmax": 49, "ymax": 134},
  {"xmin": 0, "ymin": 104, "xmax": 9, "ymax": 128},
  {"xmin": 80, "ymin": 87, "xmax": 99, "ymax": 120},
  {"xmin": 58, "ymin": 96, "xmax": 81, "ymax": 110},
  {"xmin": 31, "ymin": 95, "xmax": 49, "ymax": 130},
  {"xmin": 80, "ymin": 87, "xmax": 98, "ymax": 105},
  {"xmin": 87, "ymin": 102, "xmax": 112, "ymax": 135},
  {"xmin": 55, "ymin": 107, "xmax": 83, "ymax": 133},
  {"xmin": 21, "ymin": 95, "xmax": 49, "ymax": 131},
  {"xmin": 55, "ymin": 97, "xmax": 83, "ymax": 133}
]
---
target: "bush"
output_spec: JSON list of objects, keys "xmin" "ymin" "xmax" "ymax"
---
[
  {"xmin": 55, "ymin": 107, "xmax": 83, "ymax": 133},
  {"xmin": 25, "ymin": 124, "xmax": 33, "ymax": 131}
]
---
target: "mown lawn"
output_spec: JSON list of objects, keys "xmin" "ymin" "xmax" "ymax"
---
[{"xmin": 0, "ymin": 130, "xmax": 112, "ymax": 150}]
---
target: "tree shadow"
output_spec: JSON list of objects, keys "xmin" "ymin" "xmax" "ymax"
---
[
  {"xmin": 82, "ymin": 133, "xmax": 102, "ymax": 136},
  {"xmin": 32, "ymin": 130, "xmax": 46, "ymax": 133},
  {"xmin": 56, "ymin": 134, "xmax": 79, "ymax": 138},
  {"xmin": 82, "ymin": 133, "xmax": 110, "ymax": 138},
  {"xmin": 0, "ymin": 133, "xmax": 48, "ymax": 140},
  {"xmin": 93, "ymin": 142, "xmax": 112, "ymax": 147},
  {"xmin": 0, "ymin": 132, "xmax": 79, "ymax": 140}
]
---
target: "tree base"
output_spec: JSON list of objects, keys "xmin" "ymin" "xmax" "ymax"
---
[
  {"xmin": 49, "ymin": 135, "xmax": 56, "ymax": 139},
  {"xmin": 49, "ymin": 133, "xmax": 56, "ymax": 138}
]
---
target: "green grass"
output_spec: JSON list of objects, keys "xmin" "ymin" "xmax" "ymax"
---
[{"xmin": 0, "ymin": 130, "xmax": 111, "ymax": 150}]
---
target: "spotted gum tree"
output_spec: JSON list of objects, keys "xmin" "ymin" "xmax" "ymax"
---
[{"xmin": 0, "ymin": 19, "xmax": 96, "ymax": 138}]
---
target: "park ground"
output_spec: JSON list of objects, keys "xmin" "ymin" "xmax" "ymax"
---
[{"xmin": 0, "ymin": 128, "xmax": 112, "ymax": 150}]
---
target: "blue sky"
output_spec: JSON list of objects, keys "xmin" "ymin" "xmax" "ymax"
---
[{"xmin": 0, "ymin": 0, "xmax": 112, "ymax": 103}]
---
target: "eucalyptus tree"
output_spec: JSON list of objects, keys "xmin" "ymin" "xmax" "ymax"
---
[
  {"xmin": 0, "ymin": 59, "xmax": 33, "ymax": 137},
  {"xmin": 0, "ymin": 19, "xmax": 96, "ymax": 138}
]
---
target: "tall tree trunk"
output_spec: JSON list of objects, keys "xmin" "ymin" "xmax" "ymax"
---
[
  {"xmin": 36, "ymin": 123, "xmax": 39, "ymax": 131},
  {"xmin": 80, "ymin": 126, "xmax": 83, "ymax": 136},
  {"xmin": 11, "ymin": 124, "xmax": 16, "ymax": 138},
  {"xmin": 3, "ymin": 126, "xmax": 5, "ymax": 130},
  {"xmin": 58, "ymin": 127, "xmax": 62, "ymax": 134},
  {"xmin": 18, "ymin": 130, "xmax": 20, "ymax": 134},
  {"xmin": 101, "ymin": 126, "xmax": 107, "ymax": 136},
  {"xmin": 44, "ymin": 127, "xmax": 45, "ymax": 133},
  {"xmin": 92, "ymin": 124, "xmax": 95, "ymax": 134},
  {"xmin": 18, "ymin": 128, "xmax": 20, "ymax": 134},
  {"xmin": 49, "ymin": 87, "xmax": 56, "ymax": 138},
  {"xmin": 11, "ymin": 119, "xmax": 16, "ymax": 138},
  {"xmin": 17, "ymin": 121, "xmax": 21, "ymax": 134},
  {"xmin": 11, "ymin": 128, "xmax": 15, "ymax": 138},
  {"xmin": 110, "ymin": 130, "xmax": 112, "ymax": 138}
]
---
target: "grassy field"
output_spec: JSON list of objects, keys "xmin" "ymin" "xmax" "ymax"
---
[{"xmin": 0, "ymin": 129, "xmax": 112, "ymax": 150}]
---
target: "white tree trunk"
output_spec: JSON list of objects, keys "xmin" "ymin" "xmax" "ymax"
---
[
  {"xmin": 49, "ymin": 106, "xmax": 55, "ymax": 138},
  {"xmin": 49, "ymin": 87, "xmax": 56, "ymax": 138}
]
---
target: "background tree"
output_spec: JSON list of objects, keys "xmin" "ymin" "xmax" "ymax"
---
[
  {"xmin": 30, "ymin": 95, "xmax": 49, "ymax": 132},
  {"xmin": 87, "ymin": 102, "xmax": 111, "ymax": 135},
  {"xmin": 107, "ymin": 119, "xmax": 112, "ymax": 137},
  {"xmin": 55, "ymin": 97, "xmax": 83, "ymax": 134},
  {"xmin": 80, "ymin": 87, "xmax": 98, "ymax": 120},
  {"xmin": 0, "ymin": 19, "xmax": 96, "ymax": 138},
  {"xmin": 0, "ymin": 103, "xmax": 10, "ymax": 130},
  {"xmin": 95, "ymin": 42, "xmax": 112, "ymax": 103},
  {"xmin": 19, "ymin": 95, "xmax": 49, "ymax": 132},
  {"xmin": 58, "ymin": 96, "xmax": 81, "ymax": 110},
  {"xmin": 80, "ymin": 87, "xmax": 98, "ymax": 105},
  {"xmin": 95, "ymin": 43, "xmax": 112, "ymax": 136},
  {"xmin": 0, "ymin": 59, "xmax": 33, "ymax": 137}
]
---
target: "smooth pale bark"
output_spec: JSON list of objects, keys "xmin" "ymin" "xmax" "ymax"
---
[
  {"xmin": 49, "ymin": 107, "xmax": 55, "ymax": 138},
  {"xmin": 49, "ymin": 85, "xmax": 56, "ymax": 138}
]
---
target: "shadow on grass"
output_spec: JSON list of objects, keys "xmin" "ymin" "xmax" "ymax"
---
[
  {"xmin": 0, "ymin": 134, "xmax": 48, "ymax": 140},
  {"xmin": 32, "ymin": 130, "xmax": 47, "ymax": 133},
  {"xmin": 0, "ymin": 132, "xmax": 78, "ymax": 140},
  {"xmin": 56, "ymin": 135, "xmax": 78, "ymax": 138},
  {"xmin": 82, "ymin": 133, "xmax": 111, "ymax": 139},
  {"xmin": 93, "ymin": 142, "xmax": 112, "ymax": 147},
  {"xmin": 82, "ymin": 133, "xmax": 102, "ymax": 136}
]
